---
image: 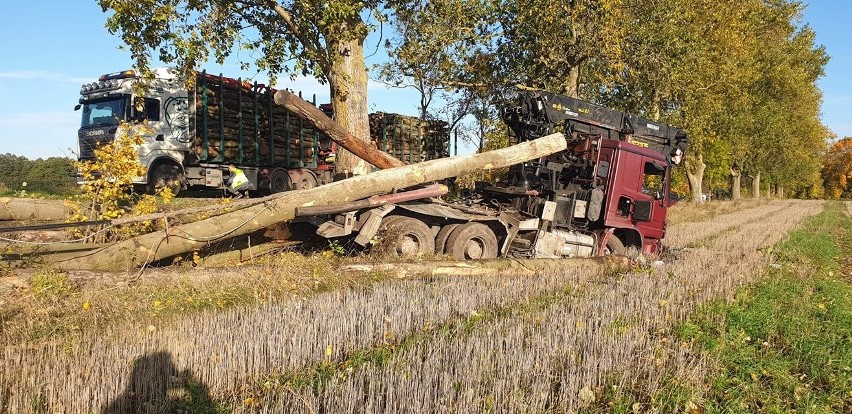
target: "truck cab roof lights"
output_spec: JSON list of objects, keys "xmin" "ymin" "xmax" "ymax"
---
[
  {"xmin": 80, "ymin": 79, "xmax": 124, "ymax": 95},
  {"xmin": 99, "ymin": 70, "xmax": 136, "ymax": 81}
]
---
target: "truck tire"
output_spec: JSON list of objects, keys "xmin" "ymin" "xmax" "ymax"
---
[
  {"xmin": 603, "ymin": 234, "xmax": 626, "ymax": 255},
  {"xmin": 378, "ymin": 215, "xmax": 435, "ymax": 258},
  {"xmin": 292, "ymin": 170, "xmax": 318, "ymax": 190},
  {"xmin": 434, "ymin": 223, "xmax": 460, "ymax": 255},
  {"xmin": 147, "ymin": 162, "xmax": 183, "ymax": 196},
  {"xmin": 270, "ymin": 169, "xmax": 292, "ymax": 193},
  {"xmin": 445, "ymin": 222, "xmax": 498, "ymax": 260}
]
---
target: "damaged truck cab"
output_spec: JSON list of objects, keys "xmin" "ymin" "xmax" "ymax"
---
[{"xmin": 300, "ymin": 90, "xmax": 688, "ymax": 259}]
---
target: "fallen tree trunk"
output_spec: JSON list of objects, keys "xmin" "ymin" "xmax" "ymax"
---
[
  {"xmin": 54, "ymin": 132, "xmax": 567, "ymax": 271},
  {"xmin": 197, "ymin": 240, "xmax": 300, "ymax": 267},
  {"xmin": 0, "ymin": 198, "xmax": 68, "ymax": 221},
  {"xmin": 341, "ymin": 255, "xmax": 630, "ymax": 278},
  {"xmin": 274, "ymin": 90, "xmax": 405, "ymax": 170}
]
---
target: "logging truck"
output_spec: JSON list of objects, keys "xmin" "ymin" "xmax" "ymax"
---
[
  {"xmin": 75, "ymin": 68, "xmax": 449, "ymax": 195},
  {"xmin": 297, "ymin": 91, "xmax": 688, "ymax": 258}
]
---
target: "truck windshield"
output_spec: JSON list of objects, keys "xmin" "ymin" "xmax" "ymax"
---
[{"xmin": 80, "ymin": 96, "xmax": 128, "ymax": 128}]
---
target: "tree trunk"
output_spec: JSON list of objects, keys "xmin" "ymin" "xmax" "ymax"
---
[
  {"xmin": 274, "ymin": 90, "xmax": 404, "ymax": 170},
  {"xmin": 686, "ymin": 153, "xmax": 706, "ymax": 203},
  {"xmin": 562, "ymin": 65, "xmax": 581, "ymax": 98},
  {"xmin": 328, "ymin": 33, "xmax": 371, "ymax": 178},
  {"xmin": 54, "ymin": 133, "xmax": 568, "ymax": 271},
  {"xmin": 752, "ymin": 171, "xmax": 761, "ymax": 199},
  {"xmin": 342, "ymin": 255, "xmax": 629, "ymax": 278},
  {"xmin": 0, "ymin": 198, "xmax": 68, "ymax": 221},
  {"xmin": 777, "ymin": 185, "xmax": 784, "ymax": 199},
  {"xmin": 731, "ymin": 164, "xmax": 741, "ymax": 200}
]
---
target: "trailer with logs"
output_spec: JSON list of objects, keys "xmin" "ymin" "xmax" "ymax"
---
[
  {"xmin": 294, "ymin": 90, "xmax": 689, "ymax": 259},
  {"xmin": 75, "ymin": 68, "xmax": 450, "ymax": 195}
]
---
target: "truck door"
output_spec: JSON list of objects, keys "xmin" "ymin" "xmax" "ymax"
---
[
  {"xmin": 633, "ymin": 158, "xmax": 668, "ymax": 241},
  {"xmin": 133, "ymin": 87, "xmax": 192, "ymax": 167}
]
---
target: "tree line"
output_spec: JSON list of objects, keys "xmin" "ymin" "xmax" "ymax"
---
[
  {"xmin": 0, "ymin": 154, "xmax": 77, "ymax": 194},
  {"xmin": 96, "ymin": 0, "xmax": 834, "ymax": 201}
]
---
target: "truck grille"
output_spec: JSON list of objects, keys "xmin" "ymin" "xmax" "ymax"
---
[{"xmin": 78, "ymin": 129, "xmax": 115, "ymax": 161}]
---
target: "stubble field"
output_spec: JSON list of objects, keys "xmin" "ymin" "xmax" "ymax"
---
[{"xmin": 0, "ymin": 199, "xmax": 848, "ymax": 413}]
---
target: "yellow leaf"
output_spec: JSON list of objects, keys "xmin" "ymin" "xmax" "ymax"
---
[
  {"xmin": 325, "ymin": 344, "xmax": 333, "ymax": 357},
  {"xmin": 82, "ymin": 301, "xmax": 91, "ymax": 311}
]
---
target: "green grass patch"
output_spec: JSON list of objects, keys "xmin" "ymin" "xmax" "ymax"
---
[{"xmin": 676, "ymin": 201, "xmax": 851, "ymax": 413}]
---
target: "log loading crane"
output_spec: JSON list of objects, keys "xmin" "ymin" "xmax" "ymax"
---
[{"xmin": 297, "ymin": 90, "xmax": 689, "ymax": 259}]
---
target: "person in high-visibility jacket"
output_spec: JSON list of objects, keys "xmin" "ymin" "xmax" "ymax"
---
[{"xmin": 227, "ymin": 164, "xmax": 250, "ymax": 198}]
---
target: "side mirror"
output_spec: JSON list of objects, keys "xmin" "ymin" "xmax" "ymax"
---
[{"xmin": 74, "ymin": 104, "xmax": 81, "ymax": 111}]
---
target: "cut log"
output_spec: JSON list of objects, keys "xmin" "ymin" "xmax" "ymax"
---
[
  {"xmin": 197, "ymin": 240, "xmax": 300, "ymax": 267},
  {"xmin": 0, "ymin": 198, "xmax": 68, "ymax": 221},
  {"xmin": 54, "ymin": 132, "xmax": 567, "ymax": 271},
  {"xmin": 341, "ymin": 255, "xmax": 630, "ymax": 278},
  {"xmin": 274, "ymin": 90, "xmax": 405, "ymax": 170}
]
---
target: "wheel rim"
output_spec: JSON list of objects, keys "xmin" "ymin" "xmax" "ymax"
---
[
  {"xmin": 397, "ymin": 234, "xmax": 423, "ymax": 256},
  {"xmin": 463, "ymin": 237, "xmax": 485, "ymax": 259}
]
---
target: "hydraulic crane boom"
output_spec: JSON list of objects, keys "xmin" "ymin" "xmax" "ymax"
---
[{"xmin": 503, "ymin": 90, "xmax": 688, "ymax": 163}]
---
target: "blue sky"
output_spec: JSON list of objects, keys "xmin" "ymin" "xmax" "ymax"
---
[{"xmin": 0, "ymin": 2, "xmax": 849, "ymax": 160}]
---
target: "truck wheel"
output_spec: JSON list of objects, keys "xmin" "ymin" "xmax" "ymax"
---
[
  {"xmin": 270, "ymin": 169, "xmax": 292, "ymax": 193},
  {"xmin": 292, "ymin": 170, "xmax": 318, "ymax": 190},
  {"xmin": 603, "ymin": 235, "xmax": 626, "ymax": 255},
  {"xmin": 147, "ymin": 163, "xmax": 183, "ymax": 196},
  {"xmin": 434, "ymin": 223, "xmax": 460, "ymax": 254},
  {"xmin": 445, "ymin": 222, "xmax": 498, "ymax": 260},
  {"xmin": 378, "ymin": 215, "xmax": 435, "ymax": 258}
]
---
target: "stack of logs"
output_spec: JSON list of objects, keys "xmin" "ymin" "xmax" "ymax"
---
[
  {"xmin": 194, "ymin": 74, "xmax": 325, "ymax": 165},
  {"xmin": 368, "ymin": 112, "xmax": 450, "ymax": 164}
]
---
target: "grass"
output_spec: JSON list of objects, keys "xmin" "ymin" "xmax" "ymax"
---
[
  {"xmin": 673, "ymin": 201, "xmax": 851, "ymax": 413},
  {"xmin": 0, "ymin": 252, "xmax": 390, "ymax": 345},
  {"xmin": 667, "ymin": 198, "xmax": 768, "ymax": 225}
]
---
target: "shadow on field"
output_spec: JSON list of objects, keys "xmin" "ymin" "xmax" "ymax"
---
[{"xmin": 102, "ymin": 351, "xmax": 215, "ymax": 413}]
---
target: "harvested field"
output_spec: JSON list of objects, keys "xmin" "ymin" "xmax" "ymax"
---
[{"xmin": 0, "ymin": 200, "xmax": 829, "ymax": 412}]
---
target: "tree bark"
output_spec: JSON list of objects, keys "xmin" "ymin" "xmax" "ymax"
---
[
  {"xmin": 342, "ymin": 255, "xmax": 629, "ymax": 278},
  {"xmin": 0, "ymin": 198, "xmax": 68, "ymax": 221},
  {"xmin": 274, "ymin": 90, "xmax": 403, "ymax": 170},
  {"xmin": 54, "ymin": 133, "xmax": 568, "ymax": 271},
  {"xmin": 197, "ymin": 241, "xmax": 299, "ymax": 267},
  {"xmin": 686, "ymin": 153, "xmax": 706, "ymax": 203},
  {"xmin": 752, "ymin": 171, "xmax": 761, "ymax": 199},
  {"xmin": 328, "ymin": 33, "xmax": 372, "ymax": 177},
  {"xmin": 731, "ymin": 163, "xmax": 742, "ymax": 200}
]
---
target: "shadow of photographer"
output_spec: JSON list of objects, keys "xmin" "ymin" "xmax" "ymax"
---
[{"xmin": 102, "ymin": 351, "xmax": 217, "ymax": 413}]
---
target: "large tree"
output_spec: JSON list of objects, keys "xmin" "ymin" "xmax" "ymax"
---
[
  {"xmin": 100, "ymin": 0, "xmax": 405, "ymax": 176},
  {"xmin": 822, "ymin": 137, "xmax": 852, "ymax": 199}
]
